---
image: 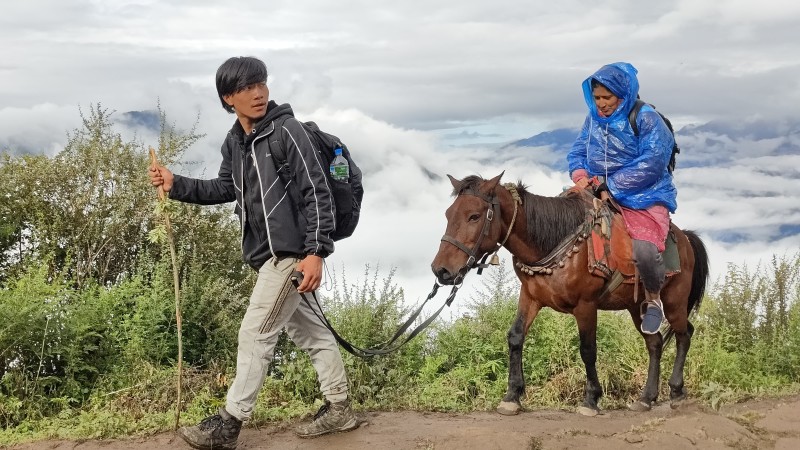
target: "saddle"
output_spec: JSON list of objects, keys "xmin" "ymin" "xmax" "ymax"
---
[{"xmin": 576, "ymin": 188, "xmax": 680, "ymax": 283}]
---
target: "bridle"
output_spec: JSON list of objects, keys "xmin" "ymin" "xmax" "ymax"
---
[{"xmin": 440, "ymin": 183, "xmax": 520, "ymax": 284}]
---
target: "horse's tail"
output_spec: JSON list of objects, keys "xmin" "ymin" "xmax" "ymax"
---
[
  {"xmin": 663, "ymin": 230, "xmax": 709, "ymax": 345},
  {"xmin": 684, "ymin": 230, "xmax": 709, "ymax": 316}
]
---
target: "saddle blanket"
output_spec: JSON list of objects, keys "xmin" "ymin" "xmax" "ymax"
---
[{"xmin": 588, "ymin": 203, "xmax": 680, "ymax": 282}]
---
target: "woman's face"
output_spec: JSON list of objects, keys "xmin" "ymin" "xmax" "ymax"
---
[{"xmin": 592, "ymin": 85, "xmax": 622, "ymax": 117}]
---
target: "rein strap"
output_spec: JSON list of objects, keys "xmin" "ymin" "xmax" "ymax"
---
[{"xmin": 292, "ymin": 277, "xmax": 459, "ymax": 358}]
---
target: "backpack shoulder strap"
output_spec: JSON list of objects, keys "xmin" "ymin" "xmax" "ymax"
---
[
  {"xmin": 303, "ymin": 120, "xmax": 343, "ymax": 150},
  {"xmin": 267, "ymin": 116, "xmax": 294, "ymax": 164},
  {"xmin": 628, "ymin": 99, "xmax": 647, "ymax": 137}
]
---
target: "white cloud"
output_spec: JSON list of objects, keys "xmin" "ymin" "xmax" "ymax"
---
[
  {"xmin": 0, "ymin": 104, "xmax": 82, "ymax": 155},
  {"xmin": 2, "ymin": 0, "xmax": 799, "ymax": 305},
  {"xmin": 3, "ymin": 0, "xmax": 800, "ymax": 128}
]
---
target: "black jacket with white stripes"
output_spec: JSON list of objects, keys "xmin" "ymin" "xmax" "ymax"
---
[{"xmin": 169, "ymin": 101, "xmax": 335, "ymax": 270}]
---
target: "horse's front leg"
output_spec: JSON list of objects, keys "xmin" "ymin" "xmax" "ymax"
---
[
  {"xmin": 627, "ymin": 308, "xmax": 664, "ymax": 411},
  {"xmin": 497, "ymin": 291, "xmax": 541, "ymax": 416},
  {"xmin": 574, "ymin": 302, "xmax": 603, "ymax": 416}
]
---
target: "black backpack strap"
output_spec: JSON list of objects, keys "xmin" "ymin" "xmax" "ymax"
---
[
  {"xmin": 628, "ymin": 99, "xmax": 646, "ymax": 137},
  {"xmin": 304, "ymin": 121, "xmax": 342, "ymax": 150},
  {"xmin": 627, "ymin": 100, "xmax": 680, "ymax": 173},
  {"xmin": 267, "ymin": 116, "xmax": 293, "ymax": 165}
]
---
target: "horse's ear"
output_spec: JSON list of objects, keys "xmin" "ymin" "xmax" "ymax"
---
[
  {"xmin": 447, "ymin": 174, "xmax": 460, "ymax": 189},
  {"xmin": 484, "ymin": 172, "xmax": 504, "ymax": 192}
]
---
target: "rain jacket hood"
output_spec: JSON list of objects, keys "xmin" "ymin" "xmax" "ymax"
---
[
  {"xmin": 582, "ymin": 62, "xmax": 639, "ymax": 124},
  {"xmin": 567, "ymin": 62, "xmax": 677, "ymax": 212}
]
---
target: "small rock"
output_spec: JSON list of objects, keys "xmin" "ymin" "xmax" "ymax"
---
[{"xmin": 625, "ymin": 435, "xmax": 644, "ymax": 443}]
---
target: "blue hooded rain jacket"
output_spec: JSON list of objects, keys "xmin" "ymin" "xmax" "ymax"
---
[{"xmin": 567, "ymin": 62, "xmax": 677, "ymax": 212}]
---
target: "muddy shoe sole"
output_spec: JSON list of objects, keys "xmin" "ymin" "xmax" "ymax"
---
[{"xmin": 177, "ymin": 427, "xmax": 238, "ymax": 450}]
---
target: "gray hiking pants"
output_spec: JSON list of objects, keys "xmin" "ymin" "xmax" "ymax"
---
[
  {"xmin": 632, "ymin": 239, "xmax": 665, "ymax": 294},
  {"xmin": 225, "ymin": 255, "xmax": 349, "ymax": 421}
]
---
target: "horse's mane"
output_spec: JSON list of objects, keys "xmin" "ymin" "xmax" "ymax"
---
[
  {"xmin": 452, "ymin": 176, "xmax": 586, "ymax": 255},
  {"xmin": 515, "ymin": 182, "xmax": 586, "ymax": 255}
]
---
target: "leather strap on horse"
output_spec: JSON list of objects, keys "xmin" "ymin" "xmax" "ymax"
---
[
  {"xmin": 440, "ymin": 188, "xmax": 500, "ymax": 284},
  {"xmin": 515, "ymin": 220, "xmax": 591, "ymax": 275},
  {"xmin": 291, "ymin": 274, "xmax": 459, "ymax": 358},
  {"xmin": 478, "ymin": 183, "xmax": 521, "ymax": 275},
  {"xmin": 596, "ymin": 270, "xmax": 625, "ymax": 301},
  {"xmin": 441, "ymin": 183, "xmax": 521, "ymax": 279}
]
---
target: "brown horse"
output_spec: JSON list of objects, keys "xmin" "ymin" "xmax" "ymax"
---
[{"xmin": 430, "ymin": 173, "xmax": 709, "ymax": 416}]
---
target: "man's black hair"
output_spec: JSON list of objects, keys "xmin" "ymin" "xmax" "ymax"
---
[{"xmin": 216, "ymin": 57, "xmax": 268, "ymax": 113}]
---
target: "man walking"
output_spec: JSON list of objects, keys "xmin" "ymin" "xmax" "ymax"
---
[{"xmin": 149, "ymin": 56, "xmax": 359, "ymax": 450}]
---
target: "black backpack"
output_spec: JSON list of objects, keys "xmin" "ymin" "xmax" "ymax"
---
[
  {"xmin": 270, "ymin": 120, "xmax": 364, "ymax": 241},
  {"xmin": 628, "ymin": 99, "xmax": 681, "ymax": 173}
]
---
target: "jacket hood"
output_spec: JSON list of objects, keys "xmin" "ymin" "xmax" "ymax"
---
[
  {"xmin": 230, "ymin": 100, "xmax": 295, "ymax": 138},
  {"xmin": 257, "ymin": 101, "xmax": 294, "ymax": 133},
  {"xmin": 581, "ymin": 62, "xmax": 640, "ymax": 123}
]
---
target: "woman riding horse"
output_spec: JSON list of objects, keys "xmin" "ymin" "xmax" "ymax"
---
[{"xmin": 568, "ymin": 62, "xmax": 677, "ymax": 335}]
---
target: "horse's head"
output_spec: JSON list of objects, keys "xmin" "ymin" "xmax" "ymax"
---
[{"xmin": 431, "ymin": 172, "xmax": 506, "ymax": 285}]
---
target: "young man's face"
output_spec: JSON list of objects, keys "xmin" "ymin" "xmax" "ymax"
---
[
  {"xmin": 592, "ymin": 85, "xmax": 622, "ymax": 118},
  {"xmin": 224, "ymin": 81, "xmax": 269, "ymax": 128}
]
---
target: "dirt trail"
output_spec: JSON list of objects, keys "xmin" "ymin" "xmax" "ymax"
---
[{"xmin": 8, "ymin": 395, "xmax": 800, "ymax": 450}]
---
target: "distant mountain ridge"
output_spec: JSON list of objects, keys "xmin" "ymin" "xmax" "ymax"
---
[
  {"xmin": 503, "ymin": 120, "xmax": 800, "ymax": 245},
  {"xmin": 118, "ymin": 110, "xmax": 160, "ymax": 131},
  {"xmin": 506, "ymin": 118, "xmax": 800, "ymax": 170},
  {"xmin": 506, "ymin": 128, "xmax": 578, "ymax": 149}
]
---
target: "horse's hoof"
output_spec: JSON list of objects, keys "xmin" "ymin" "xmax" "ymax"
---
[
  {"xmin": 670, "ymin": 396, "xmax": 687, "ymax": 409},
  {"xmin": 496, "ymin": 401, "xmax": 521, "ymax": 416},
  {"xmin": 628, "ymin": 401, "xmax": 652, "ymax": 412},
  {"xmin": 577, "ymin": 406, "xmax": 600, "ymax": 417}
]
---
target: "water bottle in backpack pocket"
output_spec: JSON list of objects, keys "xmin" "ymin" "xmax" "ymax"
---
[
  {"xmin": 270, "ymin": 119, "xmax": 363, "ymax": 241},
  {"xmin": 329, "ymin": 147, "xmax": 349, "ymax": 182}
]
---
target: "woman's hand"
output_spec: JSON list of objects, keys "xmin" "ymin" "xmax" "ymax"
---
[{"xmin": 574, "ymin": 177, "xmax": 591, "ymax": 190}]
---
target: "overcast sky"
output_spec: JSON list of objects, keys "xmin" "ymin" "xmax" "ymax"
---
[{"xmin": 2, "ymin": 0, "xmax": 799, "ymax": 308}]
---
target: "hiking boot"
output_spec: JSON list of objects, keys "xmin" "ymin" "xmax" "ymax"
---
[
  {"xmin": 295, "ymin": 399, "xmax": 359, "ymax": 438},
  {"xmin": 177, "ymin": 408, "xmax": 242, "ymax": 450},
  {"xmin": 640, "ymin": 300, "xmax": 664, "ymax": 335}
]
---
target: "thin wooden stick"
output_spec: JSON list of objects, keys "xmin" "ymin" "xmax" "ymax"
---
[{"xmin": 149, "ymin": 147, "xmax": 183, "ymax": 430}]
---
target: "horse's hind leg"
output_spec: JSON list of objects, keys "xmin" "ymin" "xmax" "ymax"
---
[
  {"xmin": 497, "ymin": 296, "xmax": 541, "ymax": 416},
  {"xmin": 574, "ymin": 302, "xmax": 603, "ymax": 416},
  {"xmin": 668, "ymin": 320, "xmax": 693, "ymax": 407},
  {"xmin": 627, "ymin": 308, "xmax": 663, "ymax": 411}
]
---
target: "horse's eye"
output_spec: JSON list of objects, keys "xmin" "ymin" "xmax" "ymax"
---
[{"xmin": 468, "ymin": 213, "xmax": 480, "ymax": 222}]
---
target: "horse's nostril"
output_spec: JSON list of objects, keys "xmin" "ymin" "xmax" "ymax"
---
[{"xmin": 433, "ymin": 267, "xmax": 451, "ymax": 281}]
